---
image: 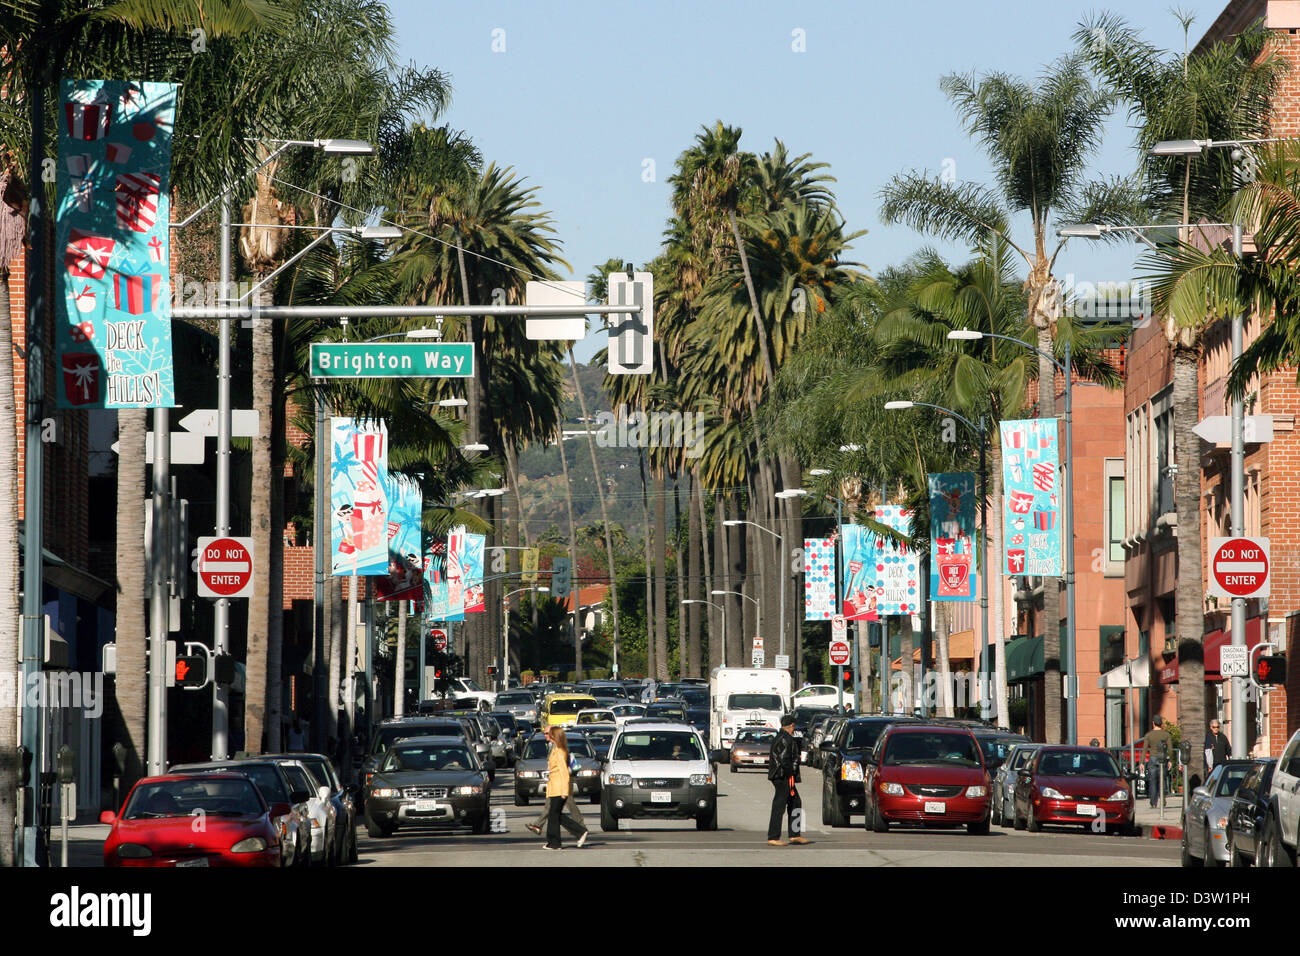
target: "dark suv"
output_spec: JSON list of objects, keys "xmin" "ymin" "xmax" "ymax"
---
[{"xmin": 819, "ymin": 715, "xmax": 917, "ymax": 826}]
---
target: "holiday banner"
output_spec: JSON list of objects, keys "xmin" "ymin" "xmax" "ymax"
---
[
  {"xmin": 803, "ymin": 537, "xmax": 836, "ymax": 620},
  {"xmin": 1000, "ymin": 418, "xmax": 1061, "ymax": 575},
  {"xmin": 842, "ymin": 506, "xmax": 919, "ymax": 618},
  {"xmin": 56, "ymin": 80, "xmax": 177, "ymax": 409},
  {"xmin": 444, "ymin": 527, "xmax": 466, "ymax": 622},
  {"xmin": 463, "ymin": 533, "xmax": 486, "ymax": 613},
  {"xmin": 928, "ymin": 473, "xmax": 977, "ymax": 602},
  {"xmin": 330, "ymin": 418, "xmax": 389, "ymax": 576},
  {"xmin": 373, "ymin": 473, "xmax": 423, "ymax": 602},
  {"xmin": 425, "ymin": 537, "xmax": 450, "ymax": 619}
]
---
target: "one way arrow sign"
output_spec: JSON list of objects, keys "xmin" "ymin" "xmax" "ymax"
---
[
  {"xmin": 178, "ymin": 408, "xmax": 260, "ymax": 437},
  {"xmin": 1191, "ymin": 415, "xmax": 1273, "ymax": 445}
]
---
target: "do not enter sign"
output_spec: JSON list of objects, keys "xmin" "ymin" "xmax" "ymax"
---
[
  {"xmin": 829, "ymin": 640, "xmax": 851, "ymax": 666},
  {"xmin": 1209, "ymin": 537, "xmax": 1270, "ymax": 599},
  {"xmin": 198, "ymin": 536, "xmax": 255, "ymax": 599},
  {"xmin": 430, "ymin": 628, "xmax": 447, "ymax": 652}
]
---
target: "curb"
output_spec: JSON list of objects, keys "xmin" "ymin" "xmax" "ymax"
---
[{"xmin": 1148, "ymin": 824, "xmax": 1183, "ymax": 840}]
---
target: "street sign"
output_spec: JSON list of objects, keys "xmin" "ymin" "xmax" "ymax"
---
[
  {"xmin": 430, "ymin": 627, "xmax": 447, "ymax": 653},
  {"xmin": 178, "ymin": 408, "xmax": 260, "ymax": 437},
  {"xmin": 197, "ymin": 536, "xmax": 255, "ymax": 599},
  {"xmin": 607, "ymin": 271, "xmax": 653, "ymax": 375},
  {"xmin": 751, "ymin": 650, "xmax": 765, "ymax": 667},
  {"xmin": 1192, "ymin": 415, "xmax": 1273, "ymax": 445},
  {"xmin": 752, "ymin": 636, "xmax": 764, "ymax": 649},
  {"xmin": 831, "ymin": 614, "xmax": 846, "ymax": 638},
  {"xmin": 829, "ymin": 640, "xmax": 851, "ymax": 666},
  {"xmin": 1220, "ymin": 644, "xmax": 1250, "ymax": 678},
  {"xmin": 310, "ymin": 342, "xmax": 474, "ymax": 379},
  {"xmin": 111, "ymin": 431, "xmax": 206, "ymax": 464},
  {"xmin": 525, "ymin": 280, "xmax": 587, "ymax": 340},
  {"xmin": 774, "ymin": 654, "xmax": 790, "ymax": 670},
  {"xmin": 1209, "ymin": 536, "xmax": 1270, "ymax": 599}
]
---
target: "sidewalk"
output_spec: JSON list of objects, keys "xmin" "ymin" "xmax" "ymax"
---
[
  {"xmin": 25, "ymin": 821, "xmax": 109, "ymax": 868},
  {"xmin": 1134, "ymin": 794, "xmax": 1184, "ymax": 838}
]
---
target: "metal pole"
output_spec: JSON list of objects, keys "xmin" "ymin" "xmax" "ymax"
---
[
  {"xmin": 778, "ymin": 529, "xmax": 786, "ymax": 658},
  {"xmin": 979, "ymin": 421, "xmax": 991, "ymax": 722},
  {"xmin": 1063, "ymin": 339, "xmax": 1077, "ymax": 744},
  {"xmin": 147, "ymin": 413, "xmax": 170, "ymax": 775},
  {"xmin": 881, "ymin": 617, "xmax": 890, "ymax": 714},
  {"xmin": 418, "ymin": 614, "xmax": 426, "ymax": 703},
  {"xmin": 1230, "ymin": 222, "xmax": 1247, "ymax": 759},
  {"xmin": 212, "ymin": 196, "xmax": 233, "ymax": 760},
  {"xmin": 312, "ymin": 388, "xmax": 327, "ymax": 752}
]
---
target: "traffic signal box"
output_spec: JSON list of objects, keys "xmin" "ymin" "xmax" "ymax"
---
[
  {"xmin": 842, "ymin": 668, "xmax": 854, "ymax": 689},
  {"xmin": 175, "ymin": 653, "xmax": 207, "ymax": 688},
  {"xmin": 1254, "ymin": 654, "xmax": 1287, "ymax": 686}
]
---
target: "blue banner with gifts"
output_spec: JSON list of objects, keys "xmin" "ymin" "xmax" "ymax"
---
[
  {"xmin": 463, "ymin": 533, "xmax": 485, "ymax": 613},
  {"xmin": 55, "ymin": 79, "xmax": 177, "ymax": 409},
  {"xmin": 424, "ymin": 537, "xmax": 450, "ymax": 619},
  {"xmin": 1000, "ymin": 418, "xmax": 1061, "ymax": 575},
  {"xmin": 803, "ymin": 537, "xmax": 836, "ymax": 621},
  {"xmin": 842, "ymin": 506, "xmax": 919, "ymax": 619},
  {"xmin": 373, "ymin": 473, "xmax": 423, "ymax": 601},
  {"xmin": 330, "ymin": 418, "xmax": 389, "ymax": 576},
  {"xmin": 929, "ymin": 473, "xmax": 977, "ymax": 602}
]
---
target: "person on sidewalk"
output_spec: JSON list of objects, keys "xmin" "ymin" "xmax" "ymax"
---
[
  {"xmin": 527, "ymin": 726, "xmax": 586, "ymax": 836},
  {"xmin": 766, "ymin": 714, "xmax": 809, "ymax": 847},
  {"xmin": 543, "ymin": 726, "xmax": 589, "ymax": 850},
  {"xmin": 1142, "ymin": 716, "xmax": 1171, "ymax": 809},
  {"xmin": 1203, "ymin": 720, "xmax": 1231, "ymax": 770}
]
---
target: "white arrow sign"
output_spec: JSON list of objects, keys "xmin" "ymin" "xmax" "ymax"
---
[
  {"xmin": 524, "ymin": 280, "xmax": 587, "ymax": 340},
  {"xmin": 178, "ymin": 408, "xmax": 260, "ymax": 437},
  {"xmin": 1191, "ymin": 415, "xmax": 1273, "ymax": 445},
  {"xmin": 111, "ymin": 431, "xmax": 206, "ymax": 464}
]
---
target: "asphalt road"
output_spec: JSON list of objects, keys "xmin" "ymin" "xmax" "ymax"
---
[{"xmin": 355, "ymin": 759, "xmax": 1182, "ymax": 867}]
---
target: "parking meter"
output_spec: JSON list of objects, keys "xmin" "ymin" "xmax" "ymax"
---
[
  {"xmin": 1178, "ymin": 740, "xmax": 1191, "ymax": 764},
  {"xmin": 56, "ymin": 745, "xmax": 75, "ymax": 785}
]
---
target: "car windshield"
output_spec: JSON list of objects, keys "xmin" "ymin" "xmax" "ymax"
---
[
  {"xmin": 372, "ymin": 724, "xmax": 461, "ymax": 755},
  {"xmin": 728, "ymin": 694, "xmax": 782, "ymax": 710},
  {"xmin": 646, "ymin": 705, "xmax": 684, "ymax": 717},
  {"xmin": 577, "ymin": 711, "xmax": 614, "ymax": 724},
  {"xmin": 459, "ymin": 679, "xmax": 483, "ymax": 692},
  {"xmin": 681, "ymin": 690, "xmax": 707, "ymax": 707},
  {"xmin": 283, "ymin": 765, "xmax": 314, "ymax": 794},
  {"xmin": 585, "ymin": 731, "xmax": 615, "ymax": 749},
  {"xmin": 1011, "ymin": 748, "xmax": 1038, "ymax": 770},
  {"xmin": 383, "ymin": 745, "xmax": 475, "ymax": 772},
  {"xmin": 549, "ymin": 698, "xmax": 598, "ymax": 715},
  {"xmin": 490, "ymin": 714, "xmax": 517, "ymax": 734},
  {"xmin": 883, "ymin": 733, "xmax": 982, "ymax": 767},
  {"xmin": 497, "ymin": 692, "xmax": 532, "ymax": 706},
  {"xmin": 1036, "ymin": 750, "xmax": 1122, "ymax": 777},
  {"xmin": 736, "ymin": 730, "xmax": 776, "ymax": 744},
  {"xmin": 978, "ymin": 737, "xmax": 1022, "ymax": 766},
  {"xmin": 521, "ymin": 736, "xmax": 593, "ymax": 760},
  {"xmin": 844, "ymin": 723, "xmax": 888, "ymax": 751},
  {"xmin": 1216, "ymin": 765, "xmax": 1252, "ymax": 797},
  {"xmin": 298, "ymin": 758, "xmax": 331, "ymax": 790},
  {"xmin": 125, "ymin": 778, "xmax": 265, "ymax": 819},
  {"xmin": 613, "ymin": 705, "xmax": 645, "ymax": 716},
  {"xmin": 612, "ymin": 731, "xmax": 705, "ymax": 761}
]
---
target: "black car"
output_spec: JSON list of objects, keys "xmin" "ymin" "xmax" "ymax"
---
[
  {"xmin": 360, "ymin": 719, "xmax": 472, "ymax": 801},
  {"xmin": 1226, "ymin": 758, "xmax": 1278, "ymax": 867},
  {"xmin": 819, "ymin": 715, "xmax": 918, "ymax": 826},
  {"xmin": 645, "ymin": 699, "xmax": 689, "ymax": 723},
  {"xmin": 578, "ymin": 725, "xmax": 618, "ymax": 762},
  {"xmin": 363, "ymin": 736, "xmax": 491, "ymax": 837},
  {"xmin": 263, "ymin": 752, "xmax": 358, "ymax": 866},
  {"xmin": 805, "ymin": 712, "xmax": 837, "ymax": 765}
]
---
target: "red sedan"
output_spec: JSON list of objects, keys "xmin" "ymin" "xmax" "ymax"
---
[
  {"xmin": 1011, "ymin": 746, "xmax": 1135, "ymax": 834},
  {"xmin": 863, "ymin": 725, "xmax": 992, "ymax": 834},
  {"xmin": 102, "ymin": 773, "xmax": 282, "ymax": 867}
]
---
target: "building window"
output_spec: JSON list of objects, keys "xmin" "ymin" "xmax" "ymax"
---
[
  {"xmin": 1100, "ymin": 624, "xmax": 1126, "ymax": 672},
  {"xmin": 1104, "ymin": 459, "xmax": 1124, "ymax": 574},
  {"xmin": 1155, "ymin": 406, "xmax": 1174, "ymax": 516}
]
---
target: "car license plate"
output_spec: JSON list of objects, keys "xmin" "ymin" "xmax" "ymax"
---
[
  {"xmin": 176, "ymin": 857, "xmax": 209, "ymax": 867},
  {"xmin": 1077, "ymin": 804, "xmax": 1098, "ymax": 816},
  {"xmin": 924, "ymin": 801, "xmax": 946, "ymax": 814},
  {"xmin": 413, "ymin": 799, "xmax": 441, "ymax": 813},
  {"xmin": 651, "ymin": 791, "xmax": 671, "ymax": 803}
]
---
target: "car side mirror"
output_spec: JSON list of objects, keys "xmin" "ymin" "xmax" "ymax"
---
[
  {"xmin": 270, "ymin": 802, "xmax": 292, "ymax": 818},
  {"xmin": 1193, "ymin": 786, "xmax": 1210, "ymax": 799},
  {"xmin": 99, "ymin": 810, "xmax": 117, "ymax": 825},
  {"xmin": 819, "ymin": 740, "xmax": 836, "ymax": 751}
]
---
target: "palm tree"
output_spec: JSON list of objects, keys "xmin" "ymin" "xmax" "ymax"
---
[{"xmin": 880, "ymin": 55, "xmax": 1144, "ymax": 743}]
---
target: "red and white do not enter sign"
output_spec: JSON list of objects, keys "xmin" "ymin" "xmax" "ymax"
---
[
  {"xmin": 829, "ymin": 641, "xmax": 851, "ymax": 666},
  {"xmin": 197, "ymin": 536, "xmax": 255, "ymax": 599},
  {"xmin": 1209, "ymin": 536, "xmax": 1270, "ymax": 599},
  {"xmin": 430, "ymin": 628, "xmax": 447, "ymax": 652}
]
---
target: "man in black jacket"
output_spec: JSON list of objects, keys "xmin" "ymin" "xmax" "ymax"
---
[{"xmin": 766, "ymin": 714, "xmax": 809, "ymax": 846}]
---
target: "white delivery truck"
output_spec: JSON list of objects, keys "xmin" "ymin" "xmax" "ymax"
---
[{"xmin": 709, "ymin": 667, "xmax": 792, "ymax": 754}]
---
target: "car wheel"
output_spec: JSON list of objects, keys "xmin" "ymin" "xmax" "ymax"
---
[
  {"xmin": 600, "ymin": 799, "xmax": 618, "ymax": 833},
  {"xmin": 827, "ymin": 791, "xmax": 849, "ymax": 828},
  {"xmin": 696, "ymin": 808, "xmax": 717, "ymax": 831},
  {"xmin": 1013, "ymin": 803, "xmax": 1026, "ymax": 831},
  {"xmin": 967, "ymin": 818, "xmax": 990, "ymax": 836},
  {"xmin": 820, "ymin": 786, "xmax": 831, "ymax": 826},
  {"xmin": 869, "ymin": 800, "xmax": 889, "ymax": 833},
  {"xmin": 589, "ymin": 792, "xmax": 601, "ymax": 805},
  {"xmin": 365, "ymin": 815, "xmax": 392, "ymax": 839},
  {"xmin": 1227, "ymin": 829, "xmax": 1245, "ymax": 868},
  {"xmin": 347, "ymin": 824, "xmax": 358, "ymax": 864},
  {"xmin": 471, "ymin": 813, "xmax": 490, "ymax": 835},
  {"xmin": 991, "ymin": 797, "xmax": 1002, "ymax": 827},
  {"xmin": 1180, "ymin": 827, "xmax": 1201, "ymax": 867},
  {"xmin": 1204, "ymin": 826, "xmax": 1222, "ymax": 868},
  {"xmin": 1026, "ymin": 807, "xmax": 1041, "ymax": 833},
  {"xmin": 514, "ymin": 790, "xmax": 529, "ymax": 807},
  {"xmin": 1263, "ymin": 815, "xmax": 1295, "ymax": 868},
  {"xmin": 729, "ymin": 762, "xmax": 737, "ymax": 774}
]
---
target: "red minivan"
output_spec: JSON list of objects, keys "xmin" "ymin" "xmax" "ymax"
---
[{"xmin": 863, "ymin": 725, "xmax": 992, "ymax": 834}]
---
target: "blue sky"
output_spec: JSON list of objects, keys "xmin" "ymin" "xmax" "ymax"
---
[{"xmin": 390, "ymin": 0, "xmax": 1232, "ymax": 361}]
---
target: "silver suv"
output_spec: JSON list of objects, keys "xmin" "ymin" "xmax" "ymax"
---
[{"xmin": 1262, "ymin": 728, "xmax": 1300, "ymax": 867}]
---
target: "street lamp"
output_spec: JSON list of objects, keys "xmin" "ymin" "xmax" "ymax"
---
[
  {"xmin": 885, "ymin": 399, "xmax": 990, "ymax": 720},
  {"xmin": 948, "ymin": 328, "xmax": 1072, "ymax": 737},
  {"xmin": 502, "ymin": 585, "xmax": 548, "ymax": 692},
  {"xmin": 682, "ymin": 599, "xmax": 726, "ymax": 666},
  {"xmin": 712, "ymin": 588, "xmax": 760, "ymax": 667},
  {"xmin": 460, "ymin": 444, "xmax": 491, "ymax": 454},
  {"xmin": 724, "ymin": 518, "xmax": 789, "ymax": 658}
]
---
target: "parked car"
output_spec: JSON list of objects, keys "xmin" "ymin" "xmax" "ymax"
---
[
  {"xmin": 1225, "ymin": 759, "xmax": 1278, "ymax": 867},
  {"xmin": 362, "ymin": 735, "xmax": 491, "ymax": 837},
  {"xmin": 1012, "ymin": 745, "xmax": 1135, "ymax": 834},
  {"xmin": 169, "ymin": 760, "xmax": 312, "ymax": 866},
  {"xmin": 513, "ymin": 730, "xmax": 603, "ymax": 805},
  {"xmin": 805, "ymin": 712, "xmax": 836, "ymax": 766},
  {"xmin": 1181, "ymin": 760, "xmax": 1255, "ymax": 867},
  {"xmin": 488, "ymin": 712, "xmax": 523, "ymax": 765},
  {"xmin": 991, "ymin": 743, "xmax": 1040, "ymax": 826},
  {"xmin": 274, "ymin": 759, "xmax": 333, "ymax": 866},
  {"xmin": 102, "ymin": 773, "xmax": 282, "ymax": 867},
  {"xmin": 263, "ymin": 751, "xmax": 357, "ymax": 865},
  {"xmin": 820, "ymin": 715, "xmax": 917, "ymax": 826},
  {"xmin": 1261, "ymin": 727, "xmax": 1300, "ymax": 867},
  {"xmin": 970, "ymin": 730, "xmax": 1029, "ymax": 777},
  {"xmin": 792, "ymin": 684, "xmax": 846, "ymax": 710},
  {"xmin": 810, "ymin": 717, "xmax": 849, "ymax": 770},
  {"xmin": 863, "ymin": 724, "xmax": 991, "ymax": 834},
  {"xmin": 729, "ymin": 727, "xmax": 777, "ymax": 772},
  {"xmin": 600, "ymin": 723, "xmax": 722, "ymax": 831}
]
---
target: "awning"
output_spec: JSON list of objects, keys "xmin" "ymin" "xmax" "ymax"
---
[
  {"xmin": 1006, "ymin": 635, "xmax": 1044, "ymax": 683},
  {"xmin": 1159, "ymin": 618, "xmax": 1264, "ymax": 684}
]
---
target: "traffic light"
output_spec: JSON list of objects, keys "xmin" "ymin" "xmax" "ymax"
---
[
  {"xmin": 1254, "ymin": 654, "xmax": 1287, "ymax": 686},
  {"xmin": 175, "ymin": 653, "xmax": 208, "ymax": 689},
  {"xmin": 842, "ymin": 668, "xmax": 853, "ymax": 689},
  {"xmin": 213, "ymin": 652, "xmax": 235, "ymax": 685}
]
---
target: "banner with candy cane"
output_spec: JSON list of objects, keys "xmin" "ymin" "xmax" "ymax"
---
[
  {"xmin": 56, "ymin": 79, "xmax": 177, "ymax": 409},
  {"xmin": 373, "ymin": 473, "xmax": 424, "ymax": 602},
  {"xmin": 1000, "ymin": 419, "xmax": 1061, "ymax": 575}
]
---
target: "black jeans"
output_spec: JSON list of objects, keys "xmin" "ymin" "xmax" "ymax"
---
[
  {"xmin": 767, "ymin": 778, "xmax": 802, "ymax": 841},
  {"xmin": 545, "ymin": 795, "xmax": 586, "ymax": 847}
]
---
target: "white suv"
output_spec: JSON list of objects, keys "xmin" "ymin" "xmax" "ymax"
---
[
  {"xmin": 600, "ymin": 722, "xmax": 721, "ymax": 832},
  {"xmin": 1263, "ymin": 728, "xmax": 1300, "ymax": 867}
]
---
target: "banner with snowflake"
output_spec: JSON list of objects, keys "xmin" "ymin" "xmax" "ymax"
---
[
  {"xmin": 803, "ymin": 537, "xmax": 836, "ymax": 620},
  {"xmin": 56, "ymin": 79, "xmax": 177, "ymax": 408},
  {"xmin": 928, "ymin": 473, "xmax": 977, "ymax": 601}
]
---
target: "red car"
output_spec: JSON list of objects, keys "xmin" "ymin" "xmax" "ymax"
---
[
  {"xmin": 1011, "ymin": 745, "xmax": 1135, "ymax": 833},
  {"xmin": 863, "ymin": 725, "xmax": 991, "ymax": 834},
  {"xmin": 101, "ymin": 773, "xmax": 283, "ymax": 867}
]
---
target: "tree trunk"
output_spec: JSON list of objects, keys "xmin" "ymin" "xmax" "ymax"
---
[
  {"xmin": 715, "ymin": 491, "xmax": 729, "ymax": 667},
  {"xmin": 245, "ymin": 313, "xmax": 273, "ymax": 754},
  {"xmin": 0, "ymin": 267, "xmax": 15, "ymax": 863},
  {"xmin": 936, "ymin": 602, "xmax": 954, "ymax": 718},
  {"xmin": 653, "ymin": 467, "xmax": 669, "ymax": 679},
  {"xmin": 674, "ymin": 475, "xmax": 687, "ymax": 679},
  {"xmin": 395, "ymin": 599, "xmax": 407, "ymax": 718},
  {"xmin": 1173, "ymin": 345, "xmax": 1206, "ymax": 787},
  {"xmin": 324, "ymin": 413, "xmax": 341, "ymax": 744},
  {"xmin": 640, "ymin": 449, "xmax": 654, "ymax": 678},
  {"xmin": 557, "ymin": 432, "xmax": 580, "ymax": 679},
  {"xmin": 111, "ymin": 409, "xmax": 149, "ymax": 787},
  {"xmin": 989, "ymin": 441, "xmax": 1010, "ymax": 728},
  {"xmin": 729, "ymin": 210, "xmax": 775, "ymax": 387},
  {"xmin": 343, "ymin": 574, "xmax": 358, "ymax": 776},
  {"xmin": 698, "ymin": 486, "xmax": 715, "ymax": 673},
  {"xmin": 1037, "ymin": 326, "xmax": 1063, "ymax": 744},
  {"xmin": 266, "ymin": 369, "xmax": 286, "ymax": 753},
  {"xmin": 727, "ymin": 498, "xmax": 746, "ymax": 668},
  {"xmin": 686, "ymin": 470, "xmax": 703, "ymax": 677}
]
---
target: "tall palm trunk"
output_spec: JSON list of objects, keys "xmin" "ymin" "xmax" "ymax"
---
[
  {"xmin": 557, "ymin": 433, "xmax": 579, "ymax": 679},
  {"xmin": 989, "ymin": 442, "xmax": 1010, "ymax": 729},
  {"xmin": 455, "ymin": 238, "xmax": 488, "ymax": 687},
  {"xmin": 1173, "ymin": 346, "xmax": 1206, "ymax": 787},
  {"xmin": 699, "ymin": 488, "xmax": 715, "ymax": 672},
  {"xmin": 244, "ymin": 314, "xmax": 273, "ymax": 754},
  {"xmin": 343, "ymin": 573, "xmax": 358, "ymax": 776},
  {"xmin": 394, "ymin": 599, "xmax": 407, "ymax": 718},
  {"xmin": 114, "ymin": 410, "xmax": 148, "ymax": 787},
  {"xmin": 266, "ymin": 368, "xmax": 286, "ymax": 752},
  {"xmin": 727, "ymin": 498, "xmax": 746, "ymax": 667},
  {"xmin": 715, "ymin": 491, "xmax": 729, "ymax": 666},
  {"xmin": 653, "ymin": 467, "xmax": 669, "ymax": 679},
  {"xmin": 686, "ymin": 470, "xmax": 703, "ymax": 676},
  {"xmin": 639, "ymin": 448, "xmax": 654, "ymax": 678},
  {"xmin": 674, "ymin": 475, "xmax": 687, "ymax": 679},
  {"xmin": 936, "ymin": 602, "xmax": 954, "ymax": 718},
  {"xmin": 323, "ymin": 416, "xmax": 341, "ymax": 743},
  {"xmin": 0, "ymin": 266, "xmax": 19, "ymax": 863},
  {"xmin": 1037, "ymin": 326, "xmax": 1062, "ymax": 744}
]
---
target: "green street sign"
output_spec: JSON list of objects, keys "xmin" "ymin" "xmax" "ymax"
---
[{"xmin": 310, "ymin": 342, "xmax": 474, "ymax": 378}]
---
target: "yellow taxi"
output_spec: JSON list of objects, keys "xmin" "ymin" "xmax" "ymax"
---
[{"xmin": 541, "ymin": 694, "xmax": 599, "ymax": 727}]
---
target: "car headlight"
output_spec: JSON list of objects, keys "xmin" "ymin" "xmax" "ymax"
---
[
  {"xmin": 840, "ymin": 760, "xmax": 864, "ymax": 782},
  {"xmin": 607, "ymin": 774, "xmax": 632, "ymax": 786},
  {"xmin": 517, "ymin": 770, "xmax": 539, "ymax": 778},
  {"xmin": 116, "ymin": 843, "xmax": 153, "ymax": 859},
  {"xmin": 1214, "ymin": 816, "xmax": 1229, "ymax": 830},
  {"xmin": 1039, "ymin": 787, "xmax": 1064, "ymax": 799},
  {"xmin": 371, "ymin": 787, "xmax": 401, "ymax": 799},
  {"xmin": 690, "ymin": 773, "xmax": 713, "ymax": 786},
  {"xmin": 965, "ymin": 786, "xmax": 987, "ymax": 798},
  {"xmin": 452, "ymin": 785, "xmax": 482, "ymax": 796},
  {"xmin": 231, "ymin": 837, "xmax": 268, "ymax": 853},
  {"xmin": 1106, "ymin": 789, "xmax": 1130, "ymax": 802},
  {"xmin": 577, "ymin": 770, "xmax": 599, "ymax": 777},
  {"xmin": 525, "ymin": 710, "xmax": 537, "ymax": 718},
  {"xmin": 879, "ymin": 782, "xmax": 904, "ymax": 796}
]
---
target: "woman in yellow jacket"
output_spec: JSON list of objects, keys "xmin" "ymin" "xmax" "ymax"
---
[{"xmin": 544, "ymin": 726, "xmax": 589, "ymax": 850}]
